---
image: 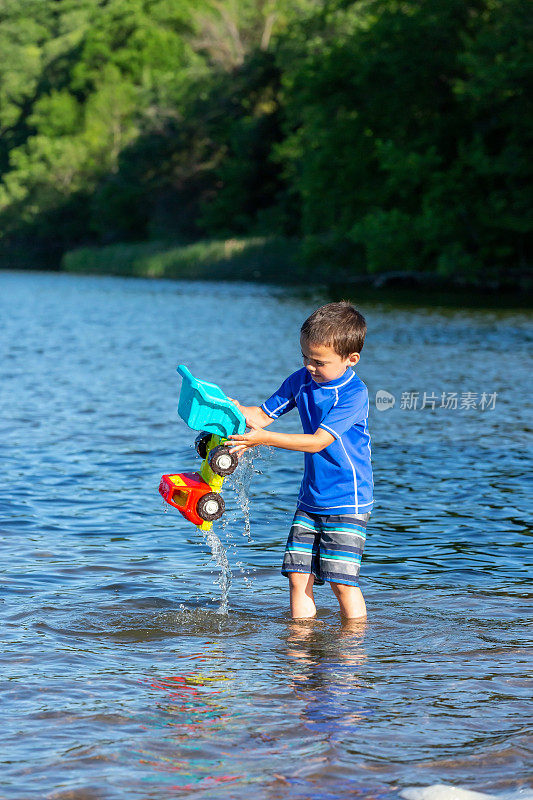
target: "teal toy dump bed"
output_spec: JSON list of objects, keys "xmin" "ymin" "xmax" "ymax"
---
[{"xmin": 177, "ymin": 365, "xmax": 246, "ymax": 438}]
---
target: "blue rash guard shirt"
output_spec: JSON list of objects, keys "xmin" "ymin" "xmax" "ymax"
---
[{"xmin": 261, "ymin": 367, "xmax": 373, "ymax": 515}]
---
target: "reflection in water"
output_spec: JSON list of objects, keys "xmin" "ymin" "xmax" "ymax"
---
[
  {"xmin": 136, "ymin": 658, "xmax": 240, "ymax": 793},
  {"xmin": 287, "ymin": 620, "xmax": 370, "ymax": 738}
]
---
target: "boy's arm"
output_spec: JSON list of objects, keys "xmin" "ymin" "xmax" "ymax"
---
[
  {"xmin": 229, "ymin": 426, "xmax": 334, "ymax": 455},
  {"xmin": 228, "ymin": 374, "xmax": 299, "ymax": 454}
]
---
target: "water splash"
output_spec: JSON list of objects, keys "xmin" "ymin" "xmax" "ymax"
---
[
  {"xmin": 197, "ymin": 449, "xmax": 260, "ymax": 613},
  {"xmin": 202, "ymin": 528, "xmax": 231, "ymax": 615},
  {"xmin": 228, "ymin": 447, "xmax": 266, "ymax": 541},
  {"xmin": 227, "ymin": 449, "xmax": 256, "ymax": 541}
]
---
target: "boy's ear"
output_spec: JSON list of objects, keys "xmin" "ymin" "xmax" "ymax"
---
[{"xmin": 348, "ymin": 352, "xmax": 360, "ymax": 366}]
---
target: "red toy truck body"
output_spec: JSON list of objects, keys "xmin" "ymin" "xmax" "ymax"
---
[{"xmin": 159, "ymin": 472, "xmax": 224, "ymax": 528}]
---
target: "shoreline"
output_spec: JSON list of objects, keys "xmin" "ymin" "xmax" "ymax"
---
[{"xmin": 2, "ymin": 236, "xmax": 531, "ymax": 309}]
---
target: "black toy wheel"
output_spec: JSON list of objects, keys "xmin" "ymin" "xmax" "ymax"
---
[
  {"xmin": 195, "ymin": 431, "xmax": 212, "ymax": 459},
  {"xmin": 196, "ymin": 492, "xmax": 225, "ymax": 522},
  {"xmin": 208, "ymin": 445, "xmax": 238, "ymax": 476}
]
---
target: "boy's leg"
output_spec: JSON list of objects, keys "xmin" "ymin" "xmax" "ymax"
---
[
  {"xmin": 282, "ymin": 509, "xmax": 324, "ymax": 619},
  {"xmin": 289, "ymin": 572, "xmax": 317, "ymax": 619},
  {"xmin": 317, "ymin": 511, "xmax": 370, "ymax": 619},
  {"xmin": 330, "ymin": 582, "xmax": 366, "ymax": 619}
]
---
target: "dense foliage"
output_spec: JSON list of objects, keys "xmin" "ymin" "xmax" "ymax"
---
[{"xmin": 0, "ymin": 0, "xmax": 530, "ymax": 282}]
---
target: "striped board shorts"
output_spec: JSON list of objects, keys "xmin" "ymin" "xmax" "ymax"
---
[{"xmin": 282, "ymin": 508, "xmax": 371, "ymax": 587}]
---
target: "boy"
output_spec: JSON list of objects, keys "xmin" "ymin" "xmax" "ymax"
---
[{"xmin": 229, "ymin": 301, "xmax": 373, "ymax": 620}]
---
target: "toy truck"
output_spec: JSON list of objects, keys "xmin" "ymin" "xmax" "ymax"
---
[{"xmin": 159, "ymin": 365, "xmax": 246, "ymax": 531}]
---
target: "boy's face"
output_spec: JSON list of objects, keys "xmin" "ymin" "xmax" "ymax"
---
[{"xmin": 300, "ymin": 336, "xmax": 360, "ymax": 383}]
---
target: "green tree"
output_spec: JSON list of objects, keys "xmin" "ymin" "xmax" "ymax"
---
[
  {"xmin": 277, "ymin": 0, "xmax": 531, "ymax": 279},
  {"xmin": 0, "ymin": 0, "xmax": 529, "ymax": 283}
]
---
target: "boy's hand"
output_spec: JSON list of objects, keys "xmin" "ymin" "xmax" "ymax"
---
[
  {"xmin": 227, "ymin": 397, "xmax": 246, "ymax": 415},
  {"xmin": 228, "ymin": 399, "xmax": 272, "ymax": 430},
  {"xmin": 228, "ymin": 424, "xmax": 270, "ymax": 455},
  {"xmin": 229, "ymin": 426, "xmax": 335, "ymax": 455}
]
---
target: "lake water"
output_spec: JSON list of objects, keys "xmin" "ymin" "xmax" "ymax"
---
[{"xmin": 1, "ymin": 271, "xmax": 531, "ymax": 800}]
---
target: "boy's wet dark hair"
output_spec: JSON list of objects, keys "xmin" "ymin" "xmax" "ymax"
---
[{"xmin": 301, "ymin": 301, "xmax": 366, "ymax": 357}]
